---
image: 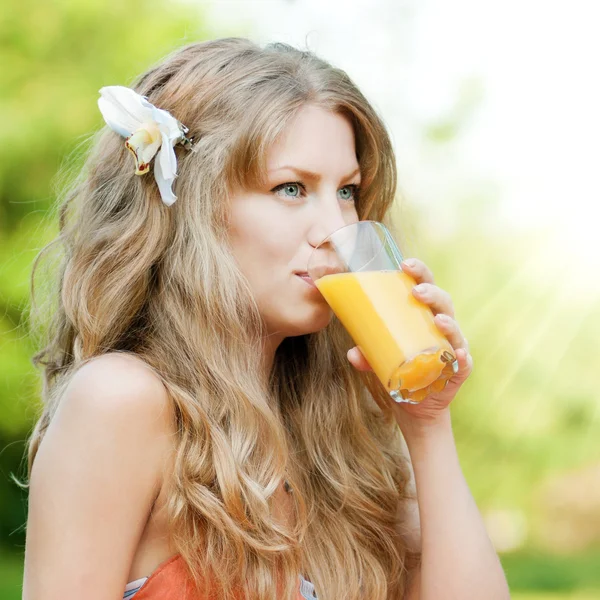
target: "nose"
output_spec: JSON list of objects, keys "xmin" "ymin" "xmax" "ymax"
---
[{"xmin": 307, "ymin": 199, "xmax": 354, "ymax": 249}]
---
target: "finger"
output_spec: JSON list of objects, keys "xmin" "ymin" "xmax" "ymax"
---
[
  {"xmin": 347, "ymin": 347, "xmax": 373, "ymax": 372},
  {"xmin": 434, "ymin": 314, "xmax": 468, "ymax": 352},
  {"xmin": 412, "ymin": 283, "xmax": 455, "ymax": 318},
  {"xmin": 438, "ymin": 348, "xmax": 473, "ymax": 395},
  {"xmin": 450, "ymin": 347, "xmax": 473, "ymax": 381},
  {"xmin": 401, "ymin": 257, "xmax": 435, "ymax": 284}
]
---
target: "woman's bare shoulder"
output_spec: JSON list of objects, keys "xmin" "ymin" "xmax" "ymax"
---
[
  {"xmin": 60, "ymin": 351, "xmax": 179, "ymax": 481},
  {"xmin": 72, "ymin": 351, "xmax": 169, "ymax": 399},
  {"xmin": 62, "ymin": 352, "xmax": 176, "ymax": 432},
  {"xmin": 23, "ymin": 352, "xmax": 177, "ymax": 599}
]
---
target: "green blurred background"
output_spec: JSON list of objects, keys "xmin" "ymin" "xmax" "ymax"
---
[{"xmin": 1, "ymin": 1, "xmax": 599, "ymax": 598}]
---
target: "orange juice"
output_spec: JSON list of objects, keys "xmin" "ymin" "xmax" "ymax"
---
[{"xmin": 315, "ymin": 269, "xmax": 457, "ymax": 402}]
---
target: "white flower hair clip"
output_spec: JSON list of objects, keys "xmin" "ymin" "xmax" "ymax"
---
[{"xmin": 97, "ymin": 85, "xmax": 194, "ymax": 206}]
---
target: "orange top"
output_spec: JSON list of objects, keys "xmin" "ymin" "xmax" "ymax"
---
[
  {"xmin": 127, "ymin": 554, "xmax": 316, "ymax": 600},
  {"xmin": 129, "ymin": 555, "xmax": 201, "ymax": 600}
]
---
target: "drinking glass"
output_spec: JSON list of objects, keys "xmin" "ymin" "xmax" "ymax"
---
[{"xmin": 307, "ymin": 220, "xmax": 459, "ymax": 404}]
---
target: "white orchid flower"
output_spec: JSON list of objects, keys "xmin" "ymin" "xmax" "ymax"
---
[{"xmin": 97, "ymin": 85, "xmax": 190, "ymax": 206}]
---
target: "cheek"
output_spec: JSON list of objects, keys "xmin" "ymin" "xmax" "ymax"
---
[
  {"xmin": 229, "ymin": 215, "xmax": 272, "ymax": 263},
  {"xmin": 230, "ymin": 231, "xmax": 291, "ymax": 297},
  {"xmin": 251, "ymin": 226, "xmax": 298, "ymax": 273},
  {"xmin": 231, "ymin": 211, "xmax": 296, "ymax": 263}
]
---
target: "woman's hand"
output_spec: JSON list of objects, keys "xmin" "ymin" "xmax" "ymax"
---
[{"xmin": 347, "ymin": 258, "xmax": 473, "ymax": 430}]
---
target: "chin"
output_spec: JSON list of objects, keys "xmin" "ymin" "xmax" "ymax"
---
[
  {"xmin": 275, "ymin": 304, "xmax": 334, "ymax": 337},
  {"xmin": 301, "ymin": 311, "xmax": 334, "ymax": 335}
]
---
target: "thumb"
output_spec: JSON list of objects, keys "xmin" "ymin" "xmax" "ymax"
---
[{"xmin": 347, "ymin": 347, "xmax": 373, "ymax": 372}]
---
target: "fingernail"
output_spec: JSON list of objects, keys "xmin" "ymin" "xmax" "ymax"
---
[
  {"xmin": 403, "ymin": 259, "xmax": 417, "ymax": 268},
  {"xmin": 437, "ymin": 313, "xmax": 451, "ymax": 322},
  {"xmin": 414, "ymin": 283, "xmax": 428, "ymax": 294}
]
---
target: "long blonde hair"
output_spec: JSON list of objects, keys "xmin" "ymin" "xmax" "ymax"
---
[{"xmin": 24, "ymin": 37, "xmax": 416, "ymax": 600}]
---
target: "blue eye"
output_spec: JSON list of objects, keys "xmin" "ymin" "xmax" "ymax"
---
[
  {"xmin": 338, "ymin": 185, "xmax": 360, "ymax": 203},
  {"xmin": 273, "ymin": 182, "xmax": 305, "ymax": 199},
  {"xmin": 271, "ymin": 182, "xmax": 361, "ymax": 203}
]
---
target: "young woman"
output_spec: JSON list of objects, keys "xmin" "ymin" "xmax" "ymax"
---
[{"xmin": 21, "ymin": 37, "xmax": 510, "ymax": 600}]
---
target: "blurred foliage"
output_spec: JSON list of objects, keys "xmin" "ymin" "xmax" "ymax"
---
[
  {"xmin": 1, "ymin": 0, "xmax": 599, "ymax": 596},
  {"xmin": 0, "ymin": 0, "xmax": 213, "ymax": 556},
  {"xmin": 501, "ymin": 548, "xmax": 600, "ymax": 592},
  {"xmin": 0, "ymin": 0, "xmax": 215, "ymax": 229}
]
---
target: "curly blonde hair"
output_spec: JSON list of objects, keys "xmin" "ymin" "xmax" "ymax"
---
[{"xmin": 24, "ymin": 37, "xmax": 417, "ymax": 600}]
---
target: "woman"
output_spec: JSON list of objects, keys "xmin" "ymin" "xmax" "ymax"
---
[{"xmin": 21, "ymin": 38, "xmax": 510, "ymax": 599}]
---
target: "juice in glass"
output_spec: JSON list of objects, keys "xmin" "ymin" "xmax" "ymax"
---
[{"xmin": 316, "ymin": 269, "xmax": 457, "ymax": 403}]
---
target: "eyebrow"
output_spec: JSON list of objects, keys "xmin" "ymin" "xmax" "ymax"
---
[{"xmin": 269, "ymin": 166, "xmax": 361, "ymax": 182}]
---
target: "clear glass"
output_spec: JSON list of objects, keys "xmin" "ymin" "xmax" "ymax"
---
[{"xmin": 307, "ymin": 220, "xmax": 459, "ymax": 404}]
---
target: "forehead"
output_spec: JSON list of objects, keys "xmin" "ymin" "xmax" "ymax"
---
[{"xmin": 266, "ymin": 105, "xmax": 359, "ymax": 177}]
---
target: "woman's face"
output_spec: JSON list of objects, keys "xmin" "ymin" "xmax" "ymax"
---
[{"xmin": 228, "ymin": 104, "xmax": 360, "ymax": 341}]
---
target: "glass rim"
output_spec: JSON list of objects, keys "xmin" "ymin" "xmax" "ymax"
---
[{"xmin": 312, "ymin": 219, "xmax": 388, "ymax": 250}]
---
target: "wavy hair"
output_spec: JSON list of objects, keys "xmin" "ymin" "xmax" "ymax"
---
[{"xmin": 23, "ymin": 37, "xmax": 417, "ymax": 600}]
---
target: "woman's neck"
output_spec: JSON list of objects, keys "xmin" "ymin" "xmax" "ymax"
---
[{"xmin": 261, "ymin": 332, "xmax": 285, "ymax": 380}]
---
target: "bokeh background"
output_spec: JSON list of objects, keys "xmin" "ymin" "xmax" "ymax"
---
[{"xmin": 1, "ymin": 1, "xmax": 599, "ymax": 598}]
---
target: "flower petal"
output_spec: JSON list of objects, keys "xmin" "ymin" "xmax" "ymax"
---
[
  {"xmin": 125, "ymin": 124, "xmax": 162, "ymax": 175},
  {"xmin": 98, "ymin": 97, "xmax": 136, "ymax": 138},
  {"xmin": 98, "ymin": 86, "xmax": 154, "ymax": 137},
  {"xmin": 153, "ymin": 135, "xmax": 178, "ymax": 206},
  {"xmin": 152, "ymin": 106, "xmax": 184, "ymax": 143},
  {"xmin": 159, "ymin": 132, "xmax": 177, "ymax": 176},
  {"xmin": 139, "ymin": 133, "xmax": 162, "ymax": 165}
]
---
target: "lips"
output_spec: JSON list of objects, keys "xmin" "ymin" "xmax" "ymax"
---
[{"xmin": 296, "ymin": 272, "xmax": 317, "ymax": 288}]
